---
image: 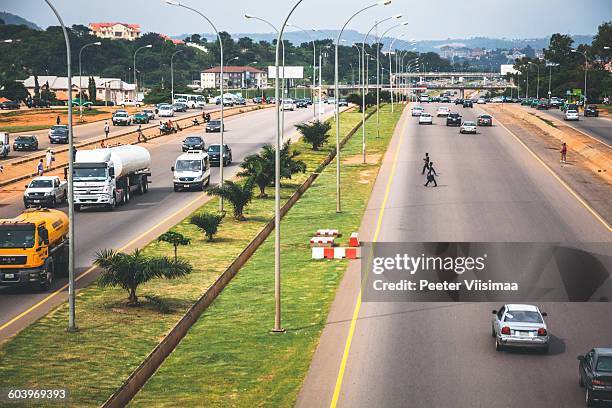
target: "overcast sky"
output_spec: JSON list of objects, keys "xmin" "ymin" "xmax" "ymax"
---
[{"xmin": 3, "ymin": 0, "xmax": 610, "ymax": 40}]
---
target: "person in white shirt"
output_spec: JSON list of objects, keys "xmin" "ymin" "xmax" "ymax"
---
[{"xmin": 45, "ymin": 148, "xmax": 54, "ymax": 170}]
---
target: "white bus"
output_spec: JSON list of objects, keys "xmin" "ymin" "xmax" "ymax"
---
[{"xmin": 173, "ymin": 94, "xmax": 207, "ymax": 109}]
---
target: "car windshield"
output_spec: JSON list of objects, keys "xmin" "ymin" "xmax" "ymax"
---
[
  {"xmin": 481, "ymin": 115, "xmax": 491, "ymax": 119},
  {"xmin": 29, "ymin": 180, "xmax": 53, "ymax": 188},
  {"xmin": 160, "ymin": 105, "xmax": 172, "ymax": 110},
  {"xmin": 208, "ymin": 145, "xmax": 222, "ymax": 152},
  {"xmin": 176, "ymin": 160, "xmax": 202, "ymax": 172},
  {"xmin": 50, "ymin": 126, "xmax": 67, "ymax": 131},
  {"xmin": 597, "ymin": 356, "xmax": 612, "ymax": 372},
  {"xmin": 115, "ymin": 113, "xmax": 128, "ymax": 118},
  {"xmin": 0, "ymin": 225, "xmax": 36, "ymax": 248},
  {"xmin": 16, "ymin": 136, "xmax": 34, "ymax": 142},
  {"xmin": 74, "ymin": 167, "xmax": 107, "ymax": 180},
  {"xmin": 464, "ymin": 122, "xmax": 476, "ymax": 126},
  {"xmin": 567, "ymin": 110, "xmax": 578, "ymax": 114},
  {"xmin": 504, "ymin": 310, "xmax": 542, "ymax": 323},
  {"xmin": 209, "ymin": 121, "xmax": 221, "ymax": 126},
  {"xmin": 421, "ymin": 114, "xmax": 431, "ymax": 117},
  {"xmin": 186, "ymin": 137, "xmax": 203, "ymax": 143}
]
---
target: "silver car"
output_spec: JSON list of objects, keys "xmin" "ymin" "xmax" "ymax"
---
[{"xmin": 491, "ymin": 304, "xmax": 549, "ymax": 353}]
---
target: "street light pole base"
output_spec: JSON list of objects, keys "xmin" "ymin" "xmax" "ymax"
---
[
  {"xmin": 67, "ymin": 326, "xmax": 79, "ymax": 333},
  {"xmin": 271, "ymin": 328, "xmax": 286, "ymax": 333}
]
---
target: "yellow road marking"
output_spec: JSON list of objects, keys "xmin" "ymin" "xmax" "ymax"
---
[
  {"xmin": 330, "ymin": 107, "xmax": 409, "ymax": 408},
  {"xmin": 495, "ymin": 119, "xmax": 611, "ymax": 232}
]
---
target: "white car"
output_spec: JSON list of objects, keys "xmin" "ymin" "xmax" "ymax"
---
[
  {"xmin": 23, "ymin": 176, "xmax": 68, "ymax": 208},
  {"xmin": 143, "ymin": 109, "xmax": 156, "ymax": 120},
  {"xmin": 158, "ymin": 104, "xmax": 175, "ymax": 117},
  {"xmin": 459, "ymin": 121, "xmax": 477, "ymax": 134},
  {"xmin": 477, "ymin": 97, "xmax": 486, "ymax": 104},
  {"xmin": 120, "ymin": 99, "xmax": 142, "ymax": 107},
  {"xmin": 436, "ymin": 106, "xmax": 450, "ymax": 117},
  {"xmin": 564, "ymin": 109, "xmax": 579, "ymax": 121},
  {"xmin": 492, "ymin": 304, "xmax": 549, "ymax": 353},
  {"xmin": 418, "ymin": 113, "xmax": 433, "ymax": 125},
  {"xmin": 411, "ymin": 106, "xmax": 424, "ymax": 116},
  {"xmin": 282, "ymin": 100, "xmax": 296, "ymax": 111}
]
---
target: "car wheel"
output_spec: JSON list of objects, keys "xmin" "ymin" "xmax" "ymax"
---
[
  {"xmin": 75, "ymin": 204, "xmax": 82, "ymax": 212},
  {"xmin": 38, "ymin": 263, "xmax": 54, "ymax": 292},
  {"xmin": 491, "ymin": 325, "xmax": 496, "ymax": 338},
  {"xmin": 585, "ymin": 388, "xmax": 594, "ymax": 406},
  {"xmin": 495, "ymin": 338, "xmax": 503, "ymax": 352},
  {"xmin": 173, "ymin": 186, "xmax": 180, "ymax": 192},
  {"xmin": 579, "ymin": 373, "xmax": 584, "ymax": 388},
  {"xmin": 541, "ymin": 345, "xmax": 549, "ymax": 354},
  {"xmin": 205, "ymin": 176, "xmax": 210, "ymax": 187},
  {"xmin": 107, "ymin": 193, "xmax": 116, "ymax": 211},
  {"xmin": 51, "ymin": 197, "xmax": 57, "ymax": 208}
]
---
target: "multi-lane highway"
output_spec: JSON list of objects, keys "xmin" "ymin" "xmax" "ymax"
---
[
  {"xmin": 0, "ymin": 104, "xmax": 324, "ymax": 340},
  {"xmin": 532, "ymin": 106, "xmax": 612, "ymax": 147},
  {"xmin": 297, "ymin": 103, "xmax": 611, "ymax": 408}
]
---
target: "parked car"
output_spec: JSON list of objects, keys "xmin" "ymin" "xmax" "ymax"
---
[
  {"xmin": 0, "ymin": 100, "xmax": 20, "ymax": 110},
  {"xmin": 584, "ymin": 105, "xmax": 599, "ymax": 117},
  {"xmin": 120, "ymin": 99, "xmax": 142, "ymax": 107},
  {"xmin": 182, "ymin": 135, "xmax": 206, "ymax": 152},
  {"xmin": 26, "ymin": 98, "xmax": 50, "ymax": 108},
  {"xmin": 462, "ymin": 100, "xmax": 473, "ymax": 108},
  {"xmin": 172, "ymin": 103, "xmax": 188, "ymax": 113},
  {"xmin": 411, "ymin": 106, "xmax": 424, "ymax": 116},
  {"xmin": 112, "ymin": 112, "xmax": 132, "ymax": 126},
  {"xmin": 460, "ymin": 121, "xmax": 477, "ymax": 134},
  {"xmin": 578, "ymin": 348, "xmax": 612, "ymax": 407},
  {"xmin": 436, "ymin": 106, "xmax": 450, "ymax": 117},
  {"xmin": 132, "ymin": 112, "xmax": 150, "ymax": 124},
  {"xmin": 477, "ymin": 114, "xmax": 493, "ymax": 126},
  {"xmin": 143, "ymin": 109, "xmax": 156, "ymax": 120},
  {"xmin": 23, "ymin": 176, "xmax": 68, "ymax": 208},
  {"xmin": 206, "ymin": 120, "xmax": 224, "ymax": 133},
  {"xmin": 207, "ymin": 143, "xmax": 232, "ymax": 166},
  {"xmin": 13, "ymin": 135, "xmax": 39, "ymax": 151},
  {"xmin": 446, "ymin": 113, "xmax": 462, "ymax": 126},
  {"xmin": 158, "ymin": 105, "xmax": 175, "ymax": 117},
  {"xmin": 418, "ymin": 113, "xmax": 433, "ymax": 125},
  {"xmin": 564, "ymin": 110, "xmax": 580, "ymax": 121},
  {"xmin": 48, "ymin": 125, "xmax": 69, "ymax": 144},
  {"xmin": 491, "ymin": 304, "xmax": 549, "ymax": 353}
]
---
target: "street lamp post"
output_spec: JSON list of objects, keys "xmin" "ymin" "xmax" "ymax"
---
[
  {"xmin": 44, "ymin": 0, "xmax": 77, "ymax": 332},
  {"xmin": 386, "ymin": 28, "xmax": 407, "ymax": 112},
  {"xmin": 166, "ymin": 1, "xmax": 225, "ymax": 212},
  {"xmin": 572, "ymin": 49, "xmax": 589, "ymax": 106},
  {"xmin": 170, "ymin": 49, "xmax": 184, "ymax": 103},
  {"xmin": 78, "ymin": 41, "xmax": 101, "ymax": 121},
  {"xmin": 287, "ymin": 23, "xmax": 317, "ymax": 120},
  {"xmin": 378, "ymin": 22, "xmax": 407, "ymax": 127},
  {"xmin": 335, "ymin": 1, "xmax": 392, "ymax": 213},
  {"xmin": 133, "ymin": 44, "xmax": 152, "ymax": 99},
  {"xmin": 528, "ymin": 61, "xmax": 540, "ymax": 100}
]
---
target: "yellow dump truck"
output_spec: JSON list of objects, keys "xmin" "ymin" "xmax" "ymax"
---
[{"xmin": 0, "ymin": 208, "xmax": 69, "ymax": 291}]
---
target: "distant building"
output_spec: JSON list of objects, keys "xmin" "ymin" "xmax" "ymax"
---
[
  {"xmin": 160, "ymin": 34, "xmax": 184, "ymax": 45},
  {"xmin": 88, "ymin": 22, "xmax": 141, "ymax": 41},
  {"xmin": 22, "ymin": 76, "xmax": 136, "ymax": 105},
  {"xmin": 200, "ymin": 66, "xmax": 268, "ymax": 89},
  {"xmin": 470, "ymin": 48, "xmax": 486, "ymax": 59},
  {"xmin": 500, "ymin": 64, "xmax": 518, "ymax": 76}
]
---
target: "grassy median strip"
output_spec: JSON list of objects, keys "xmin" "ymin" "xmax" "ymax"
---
[
  {"xmin": 129, "ymin": 105, "xmax": 402, "ymax": 407},
  {"xmin": 0, "ymin": 106, "xmax": 394, "ymax": 407}
]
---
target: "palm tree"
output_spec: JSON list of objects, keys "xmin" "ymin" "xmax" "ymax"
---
[
  {"xmin": 207, "ymin": 178, "xmax": 254, "ymax": 220},
  {"xmin": 94, "ymin": 248, "xmax": 192, "ymax": 305},
  {"xmin": 158, "ymin": 231, "xmax": 191, "ymax": 262},
  {"xmin": 296, "ymin": 120, "xmax": 331, "ymax": 150},
  {"xmin": 279, "ymin": 140, "xmax": 307, "ymax": 179},
  {"xmin": 190, "ymin": 213, "xmax": 224, "ymax": 241},
  {"xmin": 238, "ymin": 153, "xmax": 274, "ymax": 197}
]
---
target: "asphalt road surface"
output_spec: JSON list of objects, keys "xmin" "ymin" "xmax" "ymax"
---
[
  {"xmin": 302, "ymin": 103, "xmax": 611, "ymax": 408},
  {"xmin": 0, "ymin": 104, "xmax": 324, "ymax": 340}
]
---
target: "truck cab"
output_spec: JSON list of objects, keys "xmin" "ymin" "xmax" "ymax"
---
[
  {"xmin": 172, "ymin": 150, "xmax": 210, "ymax": 191},
  {"xmin": 24, "ymin": 176, "xmax": 68, "ymax": 208},
  {"xmin": 0, "ymin": 209, "xmax": 68, "ymax": 291}
]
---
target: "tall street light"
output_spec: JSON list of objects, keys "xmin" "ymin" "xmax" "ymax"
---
[
  {"xmin": 166, "ymin": 1, "xmax": 225, "ymax": 212},
  {"xmin": 287, "ymin": 23, "xmax": 317, "ymax": 120},
  {"xmin": 571, "ymin": 49, "xmax": 589, "ymax": 106},
  {"xmin": 528, "ymin": 61, "xmax": 540, "ymax": 100},
  {"xmin": 387, "ymin": 29, "xmax": 407, "ymax": 111},
  {"xmin": 133, "ymin": 44, "xmax": 152, "ymax": 99},
  {"xmin": 379, "ymin": 22, "xmax": 407, "ymax": 117},
  {"xmin": 335, "ymin": 1, "xmax": 392, "ymax": 213},
  {"xmin": 78, "ymin": 41, "xmax": 101, "ymax": 121},
  {"xmin": 170, "ymin": 49, "xmax": 184, "ymax": 103},
  {"xmin": 44, "ymin": 0, "xmax": 77, "ymax": 332}
]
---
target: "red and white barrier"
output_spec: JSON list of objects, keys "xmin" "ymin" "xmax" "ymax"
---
[
  {"xmin": 349, "ymin": 232, "xmax": 360, "ymax": 247},
  {"xmin": 315, "ymin": 229, "xmax": 341, "ymax": 237},
  {"xmin": 310, "ymin": 236, "xmax": 336, "ymax": 247},
  {"xmin": 312, "ymin": 247, "xmax": 360, "ymax": 260}
]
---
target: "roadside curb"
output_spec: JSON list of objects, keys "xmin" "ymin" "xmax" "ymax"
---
[{"xmin": 101, "ymin": 106, "xmax": 379, "ymax": 408}]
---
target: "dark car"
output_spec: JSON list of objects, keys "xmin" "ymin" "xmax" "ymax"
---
[
  {"xmin": 172, "ymin": 103, "xmax": 188, "ymax": 112},
  {"xmin": 584, "ymin": 105, "xmax": 599, "ymax": 117},
  {"xmin": 338, "ymin": 99, "xmax": 349, "ymax": 107},
  {"xmin": 562, "ymin": 103, "xmax": 579, "ymax": 112},
  {"xmin": 13, "ymin": 135, "xmax": 38, "ymax": 151},
  {"xmin": 536, "ymin": 101, "xmax": 549, "ymax": 110},
  {"xmin": 578, "ymin": 348, "xmax": 612, "ymax": 406},
  {"xmin": 463, "ymin": 100, "xmax": 473, "ymax": 108},
  {"xmin": 182, "ymin": 136, "xmax": 206, "ymax": 152},
  {"xmin": 440, "ymin": 96, "xmax": 451, "ymax": 103},
  {"xmin": 26, "ymin": 98, "xmax": 50, "ymax": 108},
  {"xmin": 295, "ymin": 99, "xmax": 308, "ymax": 108},
  {"xmin": 454, "ymin": 98, "xmax": 464, "ymax": 105},
  {"xmin": 49, "ymin": 125, "xmax": 69, "ymax": 144},
  {"xmin": 252, "ymin": 97, "xmax": 263, "ymax": 104},
  {"xmin": 446, "ymin": 113, "xmax": 462, "ymax": 126},
  {"xmin": 207, "ymin": 144, "xmax": 232, "ymax": 166},
  {"xmin": 0, "ymin": 100, "xmax": 20, "ymax": 110},
  {"xmin": 235, "ymin": 97, "xmax": 247, "ymax": 106},
  {"xmin": 132, "ymin": 112, "xmax": 150, "ymax": 124},
  {"xmin": 477, "ymin": 114, "xmax": 493, "ymax": 126},
  {"xmin": 206, "ymin": 120, "xmax": 224, "ymax": 133}
]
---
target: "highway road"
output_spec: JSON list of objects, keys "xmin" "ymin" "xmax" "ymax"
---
[
  {"xmin": 531, "ymin": 106, "xmax": 612, "ymax": 147},
  {"xmin": 0, "ymin": 104, "xmax": 324, "ymax": 340},
  {"xmin": 298, "ymin": 103, "xmax": 611, "ymax": 408}
]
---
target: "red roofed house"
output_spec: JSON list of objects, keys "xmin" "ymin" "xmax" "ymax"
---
[
  {"xmin": 201, "ymin": 66, "xmax": 268, "ymax": 89},
  {"xmin": 89, "ymin": 23, "xmax": 140, "ymax": 41},
  {"xmin": 160, "ymin": 34, "xmax": 184, "ymax": 45}
]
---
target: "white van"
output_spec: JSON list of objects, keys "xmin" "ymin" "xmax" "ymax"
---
[{"xmin": 172, "ymin": 150, "xmax": 210, "ymax": 191}]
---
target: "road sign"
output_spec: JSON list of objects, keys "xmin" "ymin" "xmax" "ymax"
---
[{"xmin": 268, "ymin": 66, "xmax": 304, "ymax": 79}]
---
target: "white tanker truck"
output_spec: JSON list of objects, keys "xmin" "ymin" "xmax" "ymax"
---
[{"xmin": 73, "ymin": 145, "xmax": 151, "ymax": 211}]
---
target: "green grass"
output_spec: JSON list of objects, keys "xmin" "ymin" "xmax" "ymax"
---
[
  {"xmin": 0, "ymin": 105, "xmax": 400, "ymax": 407},
  {"xmin": 129, "ymin": 105, "xmax": 402, "ymax": 407},
  {"xmin": 0, "ymin": 125, "xmax": 50, "ymax": 133}
]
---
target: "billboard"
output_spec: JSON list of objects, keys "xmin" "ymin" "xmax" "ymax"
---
[
  {"xmin": 268, "ymin": 66, "xmax": 304, "ymax": 79},
  {"xmin": 500, "ymin": 64, "xmax": 517, "ymax": 75}
]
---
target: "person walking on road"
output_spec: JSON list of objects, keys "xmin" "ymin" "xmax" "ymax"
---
[
  {"xmin": 137, "ymin": 124, "xmax": 147, "ymax": 143},
  {"xmin": 425, "ymin": 162, "xmax": 438, "ymax": 187},
  {"xmin": 560, "ymin": 142, "xmax": 567, "ymax": 164},
  {"xmin": 45, "ymin": 148, "xmax": 54, "ymax": 170},
  {"xmin": 422, "ymin": 153, "xmax": 430, "ymax": 174},
  {"xmin": 36, "ymin": 159, "xmax": 44, "ymax": 176},
  {"xmin": 56, "ymin": 115, "xmax": 61, "ymax": 125},
  {"xmin": 104, "ymin": 121, "xmax": 110, "ymax": 139}
]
